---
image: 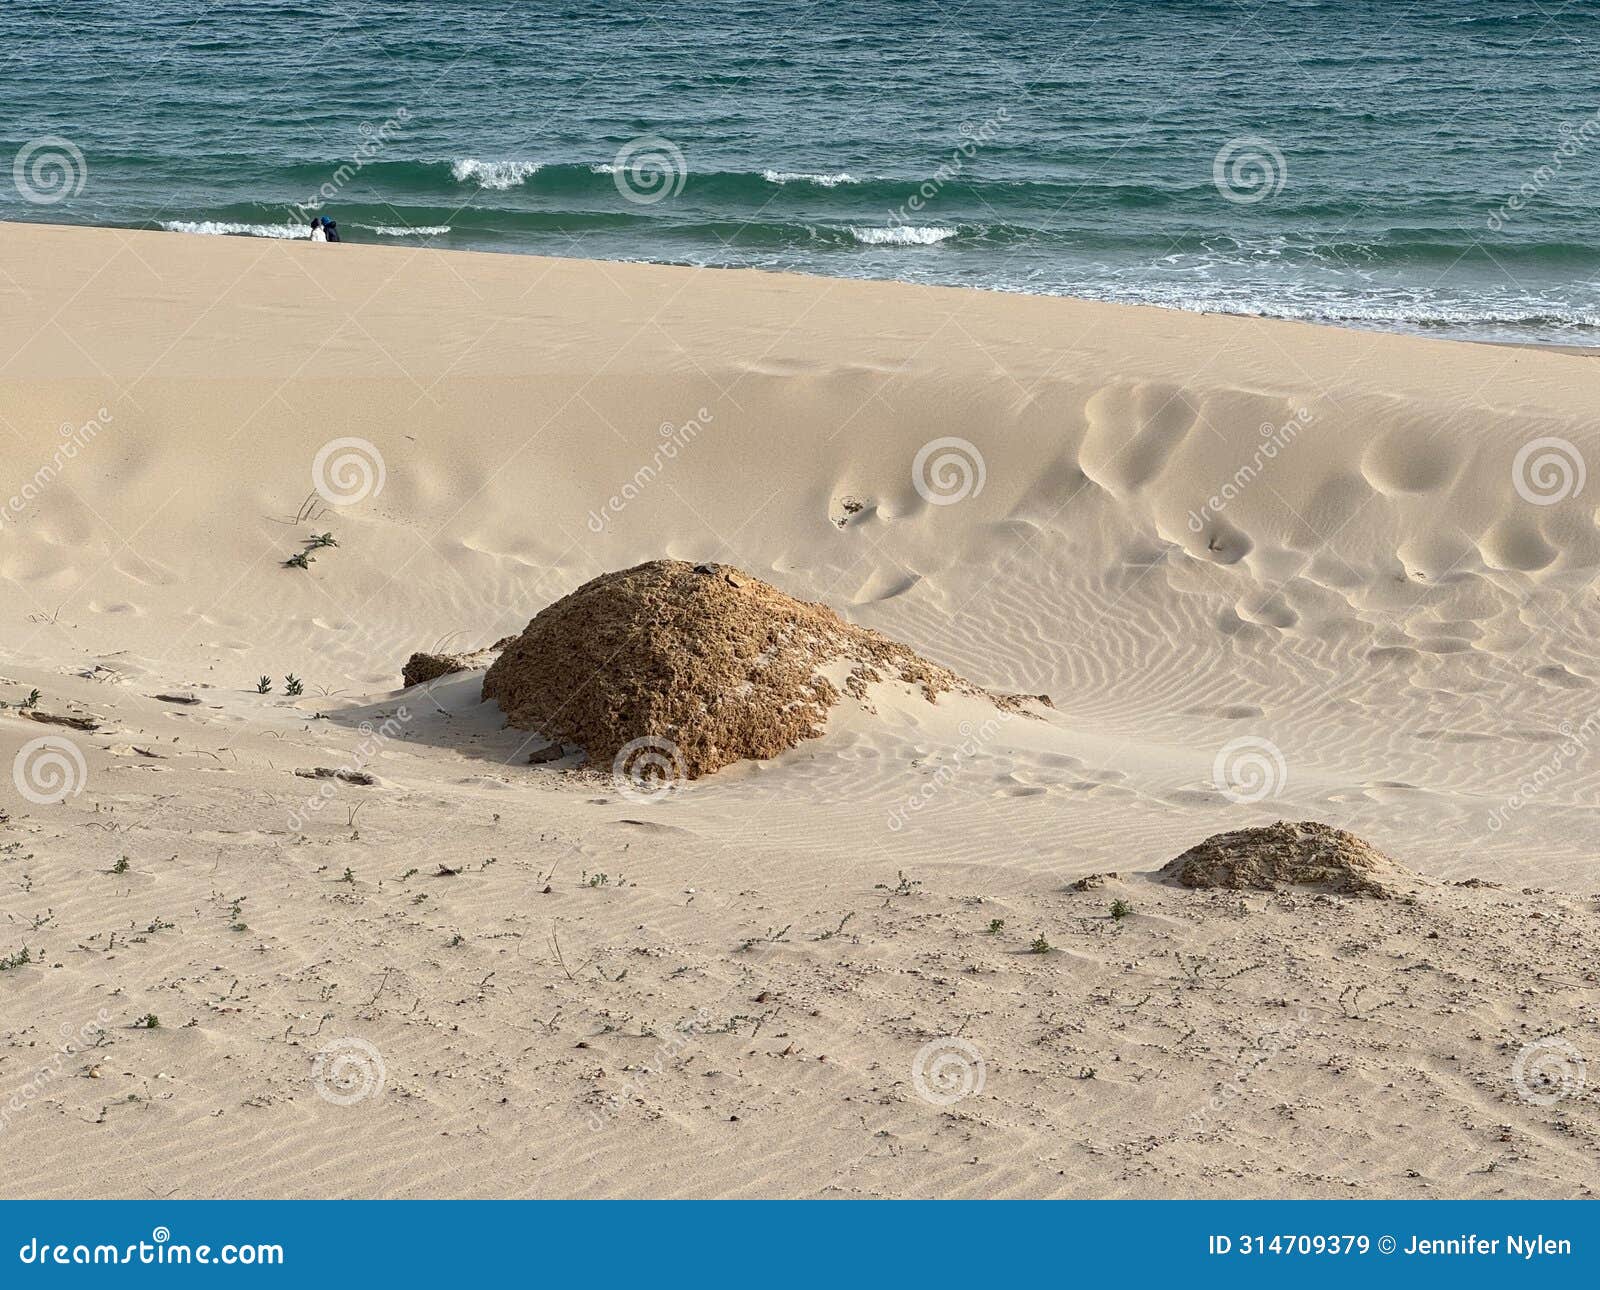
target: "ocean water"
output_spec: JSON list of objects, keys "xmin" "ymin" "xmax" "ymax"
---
[{"xmin": 4, "ymin": 0, "xmax": 1599, "ymax": 343}]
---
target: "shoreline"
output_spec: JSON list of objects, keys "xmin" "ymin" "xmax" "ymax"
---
[{"xmin": 5, "ymin": 215, "xmax": 1594, "ymax": 355}]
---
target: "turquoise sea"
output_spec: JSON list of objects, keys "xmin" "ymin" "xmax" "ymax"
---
[{"xmin": 4, "ymin": 0, "xmax": 1599, "ymax": 342}]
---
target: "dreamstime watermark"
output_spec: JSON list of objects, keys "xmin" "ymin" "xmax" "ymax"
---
[
  {"xmin": 587, "ymin": 408, "xmax": 715, "ymax": 533},
  {"xmin": 11, "ymin": 735, "xmax": 88, "ymax": 805},
  {"xmin": 1, "ymin": 407, "xmax": 114, "ymax": 528},
  {"xmin": 1185, "ymin": 1008, "xmax": 1311, "ymax": 1132},
  {"xmin": 1, "ymin": 1009, "xmax": 112, "ymax": 1134},
  {"xmin": 1187, "ymin": 408, "xmax": 1311, "ymax": 533},
  {"xmin": 312, "ymin": 437, "xmax": 386, "ymax": 506},
  {"xmin": 12, "ymin": 136, "xmax": 87, "ymax": 205},
  {"xmin": 1511, "ymin": 1036, "xmax": 1585, "ymax": 1106},
  {"xmin": 911, "ymin": 1036, "xmax": 986, "ymax": 1106},
  {"xmin": 289, "ymin": 107, "xmax": 411, "ymax": 221},
  {"xmin": 1485, "ymin": 710, "xmax": 1600, "ymax": 833},
  {"xmin": 1488, "ymin": 108, "xmax": 1600, "ymax": 230},
  {"xmin": 286, "ymin": 707, "xmax": 411, "ymax": 830},
  {"xmin": 1212, "ymin": 736, "xmax": 1287, "ymax": 805},
  {"xmin": 889, "ymin": 109, "xmax": 1010, "ymax": 226},
  {"xmin": 912, "ymin": 436, "xmax": 986, "ymax": 506},
  {"xmin": 610, "ymin": 135, "xmax": 687, "ymax": 205},
  {"xmin": 1512, "ymin": 436, "xmax": 1585, "ymax": 506},
  {"xmin": 887, "ymin": 710, "xmax": 1015, "ymax": 831},
  {"xmin": 312, "ymin": 1036, "xmax": 386, "ymax": 1105},
  {"xmin": 17, "ymin": 1228, "xmax": 283, "ymax": 1267},
  {"xmin": 585, "ymin": 1006, "xmax": 714, "ymax": 1131},
  {"xmin": 612, "ymin": 736, "xmax": 687, "ymax": 803},
  {"xmin": 1212, "ymin": 135, "xmax": 1287, "ymax": 205}
]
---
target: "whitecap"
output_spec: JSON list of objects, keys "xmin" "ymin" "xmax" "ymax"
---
[
  {"xmin": 849, "ymin": 225, "xmax": 958, "ymax": 246},
  {"xmin": 763, "ymin": 169, "xmax": 859, "ymax": 187},
  {"xmin": 450, "ymin": 159, "xmax": 540, "ymax": 189},
  {"xmin": 160, "ymin": 220, "xmax": 306, "ymax": 239},
  {"xmin": 361, "ymin": 224, "xmax": 452, "ymax": 237}
]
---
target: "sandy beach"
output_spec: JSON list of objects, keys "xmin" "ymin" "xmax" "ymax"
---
[{"xmin": 1, "ymin": 219, "xmax": 1597, "ymax": 1198}]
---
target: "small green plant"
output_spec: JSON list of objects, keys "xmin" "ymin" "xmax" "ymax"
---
[
  {"xmin": 284, "ymin": 674, "xmax": 304, "ymax": 697},
  {"xmin": 584, "ymin": 871, "xmax": 609, "ymax": 888},
  {"xmin": 400, "ymin": 867, "xmax": 418, "ymax": 881},
  {"xmin": 986, "ymin": 918, "xmax": 1005, "ymax": 934},
  {"xmin": 283, "ymin": 551, "xmax": 314, "ymax": 570},
  {"xmin": 738, "ymin": 925, "xmax": 792, "ymax": 952},
  {"xmin": 110, "ymin": 856, "xmax": 130, "ymax": 875},
  {"xmin": 0, "ymin": 945, "xmax": 31, "ymax": 971},
  {"xmin": 875, "ymin": 870, "xmax": 922, "ymax": 897},
  {"xmin": 341, "ymin": 867, "xmax": 355, "ymax": 884},
  {"xmin": 146, "ymin": 915, "xmax": 174, "ymax": 933},
  {"xmin": 256, "ymin": 676, "xmax": 273, "ymax": 694},
  {"xmin": 228, "ymin": 897, "xmax": 247, "ymax": 931},
  {"xmin": 135, "ymin": 1013, "xmax": 160, "ymax": 1029},
  {"xmin": 1109, "ymin": 898, "xmax": 1133, "ymax": 921},
  {"xmin": 815, "ymin": 912, "xmax": 855, "ymax": 941},
  {"xmin": 307, "ymin": 532, "xmax": 339, "ymax": 549},
  {"xmin": 1, "ymin": 689, "xmax": 42, "ymax": 712},
  {"xmin": 447, "ymin": 932, "xmax": 464, "ymax": 947},
  {"xmin": 1030, "ymin": 934, "xmax": 1053, "ymax": 954}
]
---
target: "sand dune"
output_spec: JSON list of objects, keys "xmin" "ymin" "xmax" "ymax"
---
[{"xmin": 1, "ymin": 221, "xmax": 1598, "ymax": 1197}]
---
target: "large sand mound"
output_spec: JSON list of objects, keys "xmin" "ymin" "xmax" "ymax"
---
[
  {"xmin": 1161, "ymin": 820, "xmax": 1403, "ymax": 898},
  {"xmin": 482, "ymin": 559, "xmax": 1019, "ymax": 778}
]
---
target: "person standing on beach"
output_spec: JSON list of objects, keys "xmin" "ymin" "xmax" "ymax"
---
[{"xmin": 309, "ymin": 216, "xmax": 327, "ymax": 243}]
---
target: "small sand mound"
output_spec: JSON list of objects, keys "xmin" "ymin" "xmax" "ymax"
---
[
  {"xmin": 1161, "ymin": 820, "xmax": 1402, "ymax": 899},
  {"xmin": 482, "ymin": 559, "xmax": 1021, "ymax": 779},
  {"xmin": 402, "ymin": 652, "xmax": 466, "ymax": 688}
]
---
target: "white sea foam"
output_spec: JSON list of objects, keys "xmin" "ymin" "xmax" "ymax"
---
[
  {"xmin": 849, "ymin": 225, "xmax": 958, "ymax": 246},
  {"xmin": 450, "ymin": 159, "xmax": 540, "ymax": 189},
  {"xmin": 160, "ymin": 220, "xmax": 308, "ymax": 239},
  {"xmin": 763, "ymin": 169, "xmax": 859, "ymax": 187},
  {"xmin": 361, "ymin": 224, "xmax": 452, "ymax": 237}
]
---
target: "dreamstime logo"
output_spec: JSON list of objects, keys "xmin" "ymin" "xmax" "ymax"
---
[
  {"xmin": 290, "ymin": 106, "xmax": 410, "ymax": 221},
  {"xmin": 1, "ymin": 1008, "xmax": 112, "ymax": 1134},
  {"xmin": 1212, "ymin": 736, "xmax": 1287, "ymax": 804},
  {"xmin": 13, "ymin": 136, "xmax": 88, "ymax": 205},
  {"xmin": 911, "ymin": 1036, "xmax": 986, "ymax": 1106},
  {"xmin": 1488, "ymin": 108, "xmax": 1600, "ymax": 230},
  {"xmin": 1512, "ymin": 436, "xmax": 1585, "ymax": 506},
  {"xmin": 610, "ymin": 135, "xmax": 687, "ymax": 205},
  {"xmin": 1486, "ymin": 712, "xmax": 1600, "ymax": 833},
  {"xmin": 587, "ymin": 407, "xmax": 715, "ymax": 533},
  {"xmin": 1184, "ymin": 1008, "xmax": 1311, "ymax": 1132},
  {"xmin": 287, "ymin": 707, "xmax": 411, "ymax": 830},
  {"xmin": 1212, "ymin": 136, "xmax": 1287, "ymax": 205},
  {"xmin": 612, "ymin": 735, "xmax": 687, "ymax": 803},
  {"xmin": 887, "ymin": 711, "xmax": 1015, "ymax": 831},
  {"xmin": 585, "ymin": 1007, "xmax": 713, "ymax": 1132},
  {"xmin": 311, "ymin": 1036, "xmax": 386, "ymax": 1105},
  {"xmin": 912, "ymin": 436, "xmax": 986, "ymax": 506},
  {"xmin": 2, "ymin": 407, "xmax": 114, "ymax": 528},
  {"xmin": 889, "ymin": 108, "xmax": 1009, "ymax": 226},
  {"xmin": 12, "ymin": 736, "xmax": 88, "ymax": 805},
  {"xmin": 1512, "ymin": 1036, "xmax": 1585, "ymax": 1106},
  {"xmin": 312, "ymin": 437, "xmax": 387, "ymax": 506},
  {"xmin": 1187, "ymin": 408, "xmax": 1311, "ymax": 533}
]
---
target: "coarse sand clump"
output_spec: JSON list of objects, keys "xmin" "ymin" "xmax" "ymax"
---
[
  {"xmin": 1161, "ymin": 820, "xmax": 1404, "ymax": 899},
  {"xmin": 402, "ymin": 652, "xmax": 466, "ymax": 688},
  {"xmin": 482, "ymin": 559, "xmax": 1024, "ymax": 779}
]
